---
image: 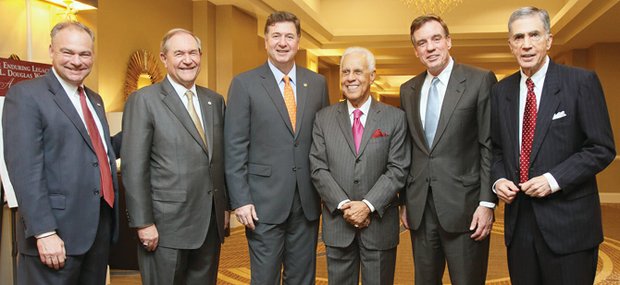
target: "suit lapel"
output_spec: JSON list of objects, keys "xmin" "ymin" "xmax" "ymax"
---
[
  {"xmin": 336, "ymin": 102, "xmax": 357, "ymax": 155},
  {"xmin": 160, "ymin": 78, "xmax": 209, "ymax": 155},
  {"xmin": 197, "ymin": 88, "xmax": 214, "ymax": 161},
  {"xmin": 357, "ymin": 99, "xmax": 382, "ymax": 157},
  {"xmin": 530, "ymin": 61, "xmax": 560, "ymax": 164},
  {"xmin": 431, "ymin": 64, "xmax": 466, "ymax": 151},
  {"xmin": 47, "ymin": 72, "xmax": 95, "ymax": 153},
  {"xmin": 408, "ymin": 73, "xmax": 429, "ymax": 154},
  {"xmin": 294, "ymin": 67, "xmax": 308, "ymax": 139},
  {"xmin": 504, "ymin": 72, "xmax": 521, "ymax": 167},
  {"xmin": 259, "ymin": 63, "xmax": 295, "ymax": 135}
]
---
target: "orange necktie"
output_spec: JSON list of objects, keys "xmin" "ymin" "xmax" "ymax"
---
[{"xmin": 283, "ymin": 75, "xmax": 297, "ymax": 132}]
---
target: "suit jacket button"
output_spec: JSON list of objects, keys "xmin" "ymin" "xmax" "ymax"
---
[
  {"xmin": 294, "ymin": 142, "xmax": 299, "ymax": 147},
  {"xmin": 354, "ymin": 180, "xmax": 359, "ymax": 184},
  {"xmin": 292, "ymin": 167, "xmax": 297, "ymax": 171},
  {"xmin": 355, "ymin": 158, "xmax": 361, "ymax": 163},
  {"xmin": 93, "ymin": 190, "xmax": 99, "ymax": 195},
  {"xmin": 93, "ymin": 162, "xmax": 98, "ymax": 167}
]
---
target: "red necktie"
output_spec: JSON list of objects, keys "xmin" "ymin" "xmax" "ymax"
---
[
  {"xmin": 352, "ymin": 109, "xmax": 364, "ymax": 154},
  {"xmin": 79, "ymin": 87, "xmax": 114, "ymax": 207},
  {"xmin": 520, "ymin": 78, "xmax": 537, "ymax": 183}
]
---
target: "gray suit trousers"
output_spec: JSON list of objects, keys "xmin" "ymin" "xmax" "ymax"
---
[{"xmin": 411, "ymin": 190, "xmax": 489, "ymax": 285}]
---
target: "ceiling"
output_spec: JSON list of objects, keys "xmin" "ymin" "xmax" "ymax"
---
[{"xmin": 205, "ymin": 0, "xmax": 620, "ymax": 96}]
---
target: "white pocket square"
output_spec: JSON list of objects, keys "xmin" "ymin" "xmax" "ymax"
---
[{"xmin": 552, "ymin": 111, "xmax": 567, "ymax": 120}]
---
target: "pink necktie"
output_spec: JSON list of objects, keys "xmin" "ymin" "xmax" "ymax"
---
[
  {"xmin": 352, "ymin": 109, "xmax": 364, "ymax": 154},
  {"xmin": 520, "ymin": 78, "xmax": 537, "ymax": 183},
  {"xmin": 78, "ymin": 87, "xmax": 114, "ymax": 207}
]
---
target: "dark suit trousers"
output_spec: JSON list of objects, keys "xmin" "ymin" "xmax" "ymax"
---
[
  {"xmin": 246, "ymin": 190, "xmax": 319, "ymax": 285},
  {"xmin": 507, "ymin": 194, "xmax": 598, "ymax": 285},
  {"xmin": 325, "ymin": 235, "xmax": 396, "ymax": 285},
  {"xmin": 410, "ymin": 190, "xmax": 489, "ymax": 285},
  {"xmin": 18, "ymin": 200, "xmax": 112, "ymax": 285},
  {"xmin": 137, "ymin": 207, "xmax": 221, "ymax": 285}
]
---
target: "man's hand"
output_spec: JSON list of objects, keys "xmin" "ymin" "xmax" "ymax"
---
[
  {"xmin": 137, "ymin": 224, "xmax": 159, "ymax": 252},
  {"xmin": 235, "ymin": 204, "xmax": 258, "ymax": 230},
  {"xmin": 400, "ymin": 206, "xmax": 409, "ymax": 230},
  {"xmin": 469, "ymin": 206, "xmax": 494, "ymax": 241},
  {"xmin": 495, "ymin": 179, "xmax": 519, "ymax": 204},
  {"xmin": 341, "ymin": 201, "xmax": 371, "ymax": 228},
  {"xmin": 37, "ymin": 234, "xmax": 66, "ymax": 270},
  {"xmin": 520, "ymin": 175, "xmax": 552, "ymax": 198}
]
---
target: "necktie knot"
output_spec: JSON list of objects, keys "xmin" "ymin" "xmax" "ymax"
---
[
  {"xmin": 526, "ymin": 78, "xmax": 535, "ymax": 91},
  {"xmin": 78, "ymin": 86, "xmax": 85, "ymax": 96},
  {"xmin": 431, "ymin": 77, "xmax": 439, "ymax": 86},
  {"xmin": 184, "ymin": 90, "xmax": 194, "ymax": 100},
  {"xmin": 353, "ymin": 109, "xmax": 363, "ymax": 120},
  {"xmin": 283, "ymin": 75, "xmax": 290, "ymax": 85}
]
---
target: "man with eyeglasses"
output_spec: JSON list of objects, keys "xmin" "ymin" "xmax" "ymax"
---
[{"xmin": 491, "ymin": 6, "xmax": 615, "ymax": 284}]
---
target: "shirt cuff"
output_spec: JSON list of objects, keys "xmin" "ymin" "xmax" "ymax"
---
[
  {"xmin": 479, "ymin": 201, "xmax": 496, "ymax": 209},
  {"xmin": 543, "ymin": 173, "xmax": 561, "ymax": 193},
  {"xmin": 337, "ymin": 199, "xmax": 351, "ymax": 210},
  {"xmin": 362, "ymin": 199, "xmax": 375, "ymax": 212},
  {"xmin": 492, "ymin": 178, "xmax": 507, "ymax": 194},
  {"xmin": 36, "ymin": 231, "xmax": 56, "ymax": 239}
]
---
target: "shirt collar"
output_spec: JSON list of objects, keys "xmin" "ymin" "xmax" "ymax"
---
[
  {"xmin": 347, "ymin": 96, "xmax": 372, "ymax": 116},
  {"xmin": 52, "ymin": 67, "xmax": 80, "ymax": 96},
  {"xmin": 425, "ymin": 57, "xmax": 454, "ymax": 85},
  {"xmin": 268, "ymin": 60, "xmax": 297, "ymax": 85},
  {"xmin": 520, "ymin": 56, "xmax": 549, "ymax": 88},
  {"xmin": 167, "ymin": 75, "xmax": 197, "ymax": 97}
]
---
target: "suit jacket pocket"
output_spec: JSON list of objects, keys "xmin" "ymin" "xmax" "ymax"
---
[
  {"xmin": 49, "ymin": 194, "xmax": 66, "ymax": 209},
  {"xmin": 460, "ymin": 173, "xmax": 480, "ymax": 187},
  {"xmin": 248, "ymin": 163, "xmax": 271, "ymax": 177},
  {"xmin": 152, "ymin": 189, "xmax": 187, "ymax": 202}
]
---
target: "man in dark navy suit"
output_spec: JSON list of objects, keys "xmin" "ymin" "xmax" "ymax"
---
[{"xmin": 492, "ymin": 6, "xmax": 615, "ymax": 285}]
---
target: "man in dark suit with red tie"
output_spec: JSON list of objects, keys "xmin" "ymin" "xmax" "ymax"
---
[
  {"xmin": 492, "ymin": 6, "xmax": 616, "ymax": 285},
  {"xmin": 3, "ymin": 21, "xmax": 118, "ymax": 285}
]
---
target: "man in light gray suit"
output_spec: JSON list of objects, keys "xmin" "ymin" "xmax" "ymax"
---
[
  {"xmin": 310, "ymin": 47, "xmax": 410, "ymax": 285},
  {"xmin": 399, "ymin": 15, "xmax": 497, "ymax": 284},
  {"xmin": 224, "ymin": 11, "xmax": 329, "ymax": 285},
  {"xmin": 121, "ymin": 28, "xmax": 228, "ymax": 285}
]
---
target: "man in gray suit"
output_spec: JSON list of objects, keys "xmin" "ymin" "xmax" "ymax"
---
[
  {"xmin": 122, "ymin": 28, "xmax": 228, "ymax": 285},
  {"xmin": 3, "ymin": 21, "xmax": 118, "ymax": 285},
  {"xmin": 399, "ymin": 15, "xmax": 497, "ymax": 284},
  {"xmin": 224, "ymin": 11, "xmax": 329, "ymax": 285},
  {"xmin": 310, "ymin": 47, "xmax": 410, "ymax": 285}
]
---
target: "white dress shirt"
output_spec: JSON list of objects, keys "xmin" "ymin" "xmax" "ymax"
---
[
  {"xmin": 268, "ymin": 59, "xmax": 297, "ymax": 102},
  {"xmin": 167, "ymin": 75, "xmax": 205, "ymax": 129}
]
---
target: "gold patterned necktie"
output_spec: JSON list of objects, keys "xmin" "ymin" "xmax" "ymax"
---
[
  {"xmin": 184, "ymin": 90, "xmax": 207, "ymax": 147},
  {"xmin": 283, "ymin": 75, "xmax": 297, "ymax": 132}
]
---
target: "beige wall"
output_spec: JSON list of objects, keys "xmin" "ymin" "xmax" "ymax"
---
[
  {"xmin": 96, "ymin": 0, "xmax": 193, "ymax": 112},
  {"xmin": 586, "ymin": 43, "xmax": 620, "ymax": 194}
]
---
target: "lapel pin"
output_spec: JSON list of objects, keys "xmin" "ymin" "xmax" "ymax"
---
[
  {"xmin": 207, "ymin": 101, "xmax": 212, "ymax": 105},
  {"xmin": 96, "ymin": 103, "xmax": 101, "ymax": 107},
  {"xmin": 303, "ymin": 83, "xmax": 308, "ymax": 87}
]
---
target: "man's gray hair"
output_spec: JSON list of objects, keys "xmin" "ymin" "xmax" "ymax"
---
[
  {"xmin": 340, "ymin": 47, "xmax": 376, "ymax": 72},
  {"xmin": 508, "ymin": 6, "xmax": 551, "ymax": 35}
]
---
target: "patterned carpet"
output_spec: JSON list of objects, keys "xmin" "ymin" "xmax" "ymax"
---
[{"xmin": 111, "ymin": 203, "xmax": 620, "ymax": 284}]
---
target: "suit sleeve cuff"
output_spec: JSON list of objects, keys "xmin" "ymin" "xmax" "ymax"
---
[
  {"xmin": 479, "ymin": 201, "xmax": 496, "ymax": 209},
  {"xmin": 337, "ymin": 199, "xmax": 351, "ymax": 210},
  {"xmin": 36, "ymin": 231, "xmax": 56, "ymax": 239},
  {"xmin": 543, "ymin": 173, "xmax": 561, "ymax": 193},
  {"xmin": 362, "ymin": 199, "xmax": 375, "ymax": 212}
]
